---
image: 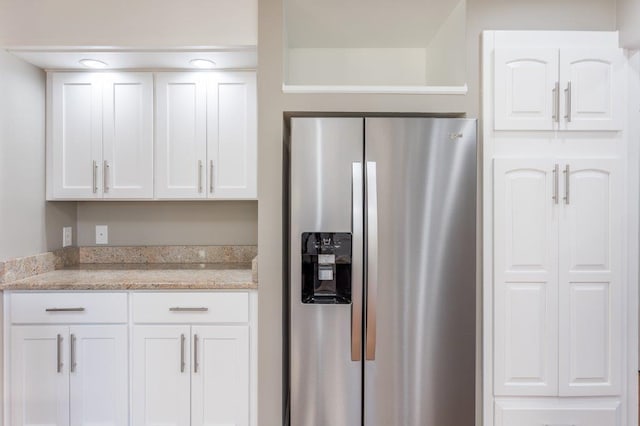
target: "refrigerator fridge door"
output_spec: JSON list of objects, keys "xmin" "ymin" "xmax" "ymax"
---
[
  {"xmin": 363, "ymin": 117, "xmax": 477, "ymax": 426},
  {"xmin": 289, "ymin": 117, "xmax": 364, "ymax": 426}
]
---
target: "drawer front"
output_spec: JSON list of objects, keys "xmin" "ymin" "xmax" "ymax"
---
[
  {"xmin": 132, "ymin": 292, "xmax": 249, "ymax": 324},
  {"xmin": 10, "ymin": 292, "xmax": 128, "ymax": 324},
  {"xmin": 495, "ymin": 400, "xmax": 620, "ymax": 426}
]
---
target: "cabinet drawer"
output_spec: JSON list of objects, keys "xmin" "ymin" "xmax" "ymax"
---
[
  {"xmin": 495, "ymin": 399, "xmax": 620, "ymax": 426},
  {"xmin": 10, "ymin": 292, "xmax": 128, "ymax": 324},
  {"xmin": 132, "ymin": 292, "xmax": 249, "ymax": 323}
]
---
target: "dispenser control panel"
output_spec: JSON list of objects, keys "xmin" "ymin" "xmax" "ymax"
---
[{"xmin": 301, "ymin": 232, "xmax": 352, "ymax": 304}]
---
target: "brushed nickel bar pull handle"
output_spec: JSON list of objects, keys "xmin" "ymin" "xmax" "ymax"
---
[
  {"xmin": 209, "ymin": 160, "xmax": 214, "ymax": 193},
  {"xmin": 169, "ymin": 307, "xmax": 209, "ymax": 312},
  {"xmin": 194, "ymin": 334, "xmax": 199, "ymax": 373},
  {"xmin": 180, "ymin": 334, "xmax": 186, "ymax": 373},
  {"xmin": 563, "ymin": 164, "xmax": 570, "ymax": 205},
  {"xmin": 553, "ymin": 81, "xmax": 560, "ymax": 123},
  {"xmin": 564, "ymin": 81, "xmax": 572, "ymax": 122},
  {"xmin": 70, "ymin": 334, "xmax": 77, "ymax": 373},
  {"xmin": 103, "ymin": 161, "xmax": 110, "ymax": 193},
  {"xmin": 365, "ymin": 161, "xmax": 378, "ymax": 361},
  {"xmin": 553, "ymin": 164, "xmax": 559, "ymax": 204},
  {"xmin": 57, "ymin": 334, "xmax": 63, "ymax": 373},
  {"xmin": 351, "ymin": 162, "xmax": 364, "ymax": 362},
  {"xmin": 92, "ymin": 161, "xmax": 98, "ymax": 194},
  {"xmin": 46, "ymin": 308, "xmax": 85, "ymax": 312},
  {"xmin": 198, "ymin": 160, "xmax": 203, "ymax": 193}
]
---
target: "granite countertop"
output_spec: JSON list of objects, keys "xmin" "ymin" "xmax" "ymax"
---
[{"xmin": 0, "ymin": 263, "xmax": 257, "ymax": 291}]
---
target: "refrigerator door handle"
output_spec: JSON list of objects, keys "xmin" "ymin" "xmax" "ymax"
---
[
  {"xmin": 351, "ymin": 162, "xmax": 364, "ymax": 362},
  {"xmin": 365, "ymin": 161, "xmax": 378, "ymax": 361}
]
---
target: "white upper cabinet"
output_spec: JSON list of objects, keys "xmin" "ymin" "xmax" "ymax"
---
[
  {"xmin": 48, "ymin": 72, "xmax": 154, "ymax": 200},
  {"xmin": 560, "ymin": 49, "xmax": 624, "ymax": 131},
  {"xmin": 102, "ymin": 73, "xmax": 154, "ymax": 199},
  {"xmin": 207, "ymin": 72, "xmax": 257, "ymax": 199},
  {"xmin": 49, "ymin": 71, "xmax": 256, "ymax": 201},
  {"xmin": 494, "ymin": 49, "xmax": 559, "ymax": 131},
  {"xmin": 155, "ymin": 73, "xmax": 208, "ymax": 199},
  {"xmin": 494, "ymin": 47, "xmax": 623, "ymax": 131},
  {"xmin": 49, "ymin": 73, "xmax": 103, "ymax": 199},
  {"xmin": 156, "ymin": 72, "xmax": 257, "ymax": 200}
]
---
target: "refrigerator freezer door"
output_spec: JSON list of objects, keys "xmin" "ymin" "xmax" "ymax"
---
[
  {"xmin": 363, "ymin": 117, "xmax": 477, "ymax": 426},
  {"xmin": 289, "ymin": 117, "xmax": 364, "ymax": 426}
]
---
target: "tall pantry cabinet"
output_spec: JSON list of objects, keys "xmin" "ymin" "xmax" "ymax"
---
[{"xmin": 483, "ymin": 31, "xmax": 638, "ymax": 426}]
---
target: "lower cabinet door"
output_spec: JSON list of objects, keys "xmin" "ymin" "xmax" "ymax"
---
[
  {"xmin": 191, "ymin": 325, "xmax": 250, "ymax": 426},
  {"xmin": 495, "ymin": 399, "xmax": 621, "ymax": 426},
  {"xmin": 69, "ymin": 325, "xmax": 128, "ymax": 426},
  {"xmin": 133, "ymin": 325, "xmax": 191, "ymax": 426},
  {"xmin": 10, "ymin": 325, "xmax": 70, "ymax": 426}
]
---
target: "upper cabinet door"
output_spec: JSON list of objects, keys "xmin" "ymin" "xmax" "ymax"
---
[
  {"xmin": 49, "ymin": 73, "xmax": 103, "ymax": 199},
  {"xmin": 102, "ymin": 73, "xmax": 154, "ymax": 199},
  {"xmin": 155, "ymin": 73, "xmax": 208, "ymax": 199},
  {"xmin": 10, "ymin": 326, "xmax": 70, "ymax": 426},
  {"xmin": 494, "ymin": 48, "xmax": 559, "ymax": 130},
  {"xmin": 191, "ymin": 326, "xmax": 250, "ymax": 426},
  {"xmin": 560, "ymin": 49, "xmax": 624, "ymax": 131},
  {"xmin": 69, "ymin": 325, "xmax": 128, "ymax": 426},
  {"xmin": 558, "ymin": 159, "xmax": 622, "ymax": 396},
  {"xmin": 493, "ymin": 158, "xmax": 559, "ymax": 396},
  {"xmin": 207, "ymin": 72, "xmax": 257, "ymax": 199}
]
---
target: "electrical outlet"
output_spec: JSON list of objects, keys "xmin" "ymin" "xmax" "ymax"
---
[
  {"xmin": 95, "ymin": 225, "xmax": 108, "ymax": 245},
  {"xmin": 62, "ymin": 227, "xmax": 72, "ymax": 247}
]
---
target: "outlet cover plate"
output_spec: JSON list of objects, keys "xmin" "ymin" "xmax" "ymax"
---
[
  {"xmin": 95, "ymin": 225, "xmax": 108, "ymax": 245},
  {"xmin": 63, "ymin": 227, "xmax": 72, "ymax": 247}
]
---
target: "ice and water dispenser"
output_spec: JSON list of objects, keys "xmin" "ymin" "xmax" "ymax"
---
[{"xmin": 301, "ymin": 232, "xmax": 352, "ymax": 304}]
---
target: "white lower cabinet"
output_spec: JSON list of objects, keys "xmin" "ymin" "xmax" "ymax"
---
[
  {"xmin": 5, "ymin": 291, "xmax": 255, "ymax": 426},
  {"xmin": 10, "ymin": 325, "xmax": 128, "ymax": 426},
  {"xmin": 132, "ymin": 325, "xmax": 250, "ymax": 426},
  {"xmin": 495, "ymin": 399, "xmax": 621, "ymax": 426}
]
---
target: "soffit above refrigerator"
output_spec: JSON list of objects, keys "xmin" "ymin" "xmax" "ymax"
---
[{"xmin": 6, "ymin": 47, "xmax": 257, "ymax": 71}]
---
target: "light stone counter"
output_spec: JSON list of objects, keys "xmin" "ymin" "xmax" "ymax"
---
[{"xmin": 0, "ymin": 263, "xmax": 256, "ymax": 291}]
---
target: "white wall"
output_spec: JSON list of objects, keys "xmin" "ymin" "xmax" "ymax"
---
[
  {"xmin": 0, "ymin": 0, "xmax": 257, "ymax": 47},
  {"xmin": 0, "ymin": 50, "xmax": 76, "ymax": 261},
  {"xmin": 259, "ymin": 0, "xmax": 616, "ymax": 424},
  {"xmin": 76, "ymin": 201, "xmax": 257, "ymax": 246},
  {"xmin": 618, "ymin": 0, "xmax": 640, "ymax": 47}
]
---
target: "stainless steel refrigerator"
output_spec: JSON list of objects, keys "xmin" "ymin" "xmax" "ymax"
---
[{"xmin": 285, "ymin": 116, "xmax": 477, "ymax": 426}]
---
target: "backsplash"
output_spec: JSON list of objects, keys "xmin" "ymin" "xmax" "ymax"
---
[
  {"xmin": 79, "ymin": 245, "xmax": 257, "ymax": 264},
  {"xmin": 0, "ymin": 245, "xmax": 258, "ymax": 284},
  {"xmin": 0, "ymin": 247, "xmax": 79, "ymax": 284}
]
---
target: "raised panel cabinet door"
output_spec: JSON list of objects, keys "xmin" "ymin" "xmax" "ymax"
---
[
  {"xmin": 207, "ymin": 72, "xmax": 257, "ymax": 199},
  {"xmin": 69, "ymin": 325, "xmax": 128, "ymax": 426},
  {"xmin": 10, "ymin": 326, "xmax": 70, "ymax": 426},
  {"xmin": 191, "ymin": 326, "xmax": 250, "ymax": 426},
  {"xmin": 495, "ymin": 399, "xmax": 621, "ymax": 426},
  {"xmin": 155, "ymin": 73, "xmax": 208, "ymax": 199},
  {"xmin": 102, "ymin": 73, "xmax": 154, "ymax": 199},
  {"xmin": 132, "ymin": 326, "xmax": 191, "ymax": 426},
  {"xmin": 493, "ymin": 158, "xmax": 559, "ymax": 396},
  {"xmin": 494, "ymin": 48, "xmax": 559, "ymax": 130},
  {"xmin": 558, "ymin": 159, "xmax": 622, "ymax": 396},
  {"xmin": 49, "ymin": 73, "xmax": 103, "ymax": 199},
  {"xmin": 560, "ymin": 49, "xmax": 624, "ymax": 131}
]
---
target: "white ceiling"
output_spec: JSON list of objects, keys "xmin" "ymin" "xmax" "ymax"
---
[
  {"xmin": 285, "ymin": 0, "xmax": 464, "ymax": 48},
  {"xmin": 7, "ymin": 48, "xmax": 257, "ymax": 71}
]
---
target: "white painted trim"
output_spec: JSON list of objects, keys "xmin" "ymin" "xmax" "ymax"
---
[
  {"xmin": 493, "ymin": 30, "xmax": 620, "ymax": 49},
  {"xmin": 281, "ymin": 83, "xmax": 468, "ymax": 95},
  {"xmin": 625, "ymin": 48, "xmax": 640, "ymax": 426},
  {"xmin": 481, "ymin": 30, "xmax": 495, "ymax": 426}
]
